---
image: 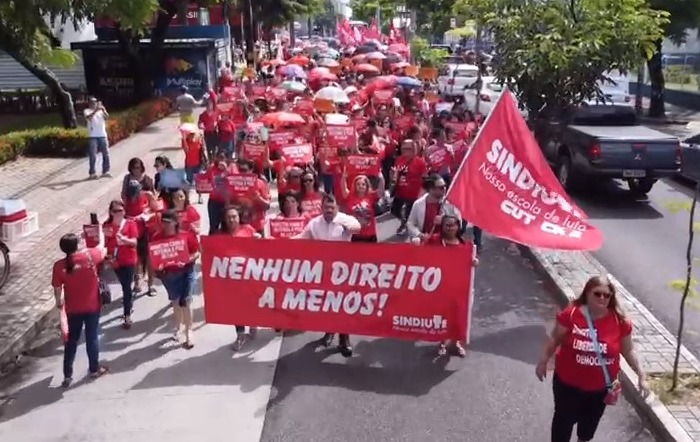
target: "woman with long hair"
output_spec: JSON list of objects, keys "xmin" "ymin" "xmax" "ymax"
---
[
  {"xmin": 170, "ymin": 188, "xmax": 201, "ymax": 236},
  {"xmin": 52, "ymin": 232, "xmax": 109, "ymax": 387},
  {"xmin": 103, "ymin": 200, "xmax": 139, "ymax": 329},
  {"xmin": 218, "ymin": 206, "xmax": 261, "ymax": 350},
  {"xmin": 152, "ymin": 210, "xmax": 200, "ymax": 349},
  {"xmin": 299, "ymin": 170, "xmax": 323, "ymax": 217},
  {"xmin": 341, "ymin": 172, "xmax": 379, "ymax": 243},
  {"xmin": 121, "ymin": 157, "xmax": 154, "ymax": 201},
  {"xmin": 536, "ymin": 275, "xmax": 650, "ymax": 442},
  {"xmin": 417, "ymin": 215, "xmax": 477, "ymax": 356}
]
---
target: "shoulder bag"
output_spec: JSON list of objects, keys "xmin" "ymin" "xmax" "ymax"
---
[
  {"xmin": 85, "ymin": 249, "xmax": 112, "ymax": 306},
  {"xmin": 582, "ymin": 306, "xmax": 621, "ymax": 405}
]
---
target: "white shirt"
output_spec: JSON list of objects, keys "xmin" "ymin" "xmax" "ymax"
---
[
  {"xmin": 295, "ymin": 212, "xmax": 361, "ymax": 242},
  {"xmin": 84, "ymin": 108, "xmax": 107, "ymax": 138}
]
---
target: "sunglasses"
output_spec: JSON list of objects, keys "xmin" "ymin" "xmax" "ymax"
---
[
  {"xmin": 592, "ymin": 291, "xmax": 612, "ymax": 300},
  {"xmin": 111, "ymin": 208, "xmax": 124, "ymax": 213},
  {"xmin": 302, "ymin": 178, "xmax": 314, "ymax": 183}
]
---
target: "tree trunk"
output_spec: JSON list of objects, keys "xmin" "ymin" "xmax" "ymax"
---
[
  {"xmin": 244, "ymin": 0, "xmax": 255, "ymax": 66},
  {"xmin": 647, "ymin": 39, "xmax": 666, "ymax": 118},
  {"xmin": 308, "ymin": 17, "xmax": 313, "ymax": 36},
  {"xmin": 6, "ymin": 49, "xmax": 77, "ymax": 128}
]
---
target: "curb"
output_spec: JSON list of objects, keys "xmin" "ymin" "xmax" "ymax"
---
[
  {"xmin": 517, "ymin": 244, "xmax": 695, "ymax": 442},
  {"xmin": 0, "ymin": 296, "xmax": 56, "ymax": 372}
]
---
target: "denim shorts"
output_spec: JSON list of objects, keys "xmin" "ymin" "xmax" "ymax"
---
[{"xmin": 160, "ymin": 264, "xmax": 196, "ymax": 306}]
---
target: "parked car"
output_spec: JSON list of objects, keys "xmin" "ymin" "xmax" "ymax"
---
[
  {"xmin": 679, "ymin": 133, "xmax": 700, "ymax": 182},
  {"xmin": 436, "ymin": 64, "xmax": 480, "ymax": 98},
  {"xmin": 463, "ymin": 76, "xmax": 500, "ymax": 115},
  {"xmin": 538, "ymin": 104, "xmax": 681, "ymax": 195}
]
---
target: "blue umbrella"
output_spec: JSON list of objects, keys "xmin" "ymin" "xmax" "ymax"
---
[
  {"xmin": 280, "ymin": 64, "xmax": 307, "ymax": 79},
  {"xmin": 397, "ymin": 76, "xmax": 423, "ymax": 88}
]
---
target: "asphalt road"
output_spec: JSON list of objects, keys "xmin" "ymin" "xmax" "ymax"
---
[{"xmin": 0, "ymin": 200, "xmax": 656, "ymax": 441}]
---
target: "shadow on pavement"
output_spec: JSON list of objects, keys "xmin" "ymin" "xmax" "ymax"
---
[{"xmin": 571, "ymin": 179, "xmax": 664, "ymax": 220}]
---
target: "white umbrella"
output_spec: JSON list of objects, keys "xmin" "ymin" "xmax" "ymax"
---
[{"xmin": 315, "ymin": 86, "xmax": 350, "ymax": 104}]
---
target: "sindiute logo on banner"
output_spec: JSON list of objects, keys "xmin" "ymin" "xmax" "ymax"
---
[{"xmin": 447, "ymin": 90, "xmax": 603, "ymax": 251}]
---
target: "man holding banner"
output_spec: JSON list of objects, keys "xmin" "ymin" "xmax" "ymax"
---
[{"xmin": 294, "ymin": 194, "xmax": 361, "ymax": 357}]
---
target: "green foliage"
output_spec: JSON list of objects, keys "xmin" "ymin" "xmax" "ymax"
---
[
  {"xmin": 405, "ymin": 0, "xmax": 464, "ymax": 39},
  {"xmin": 351, "ymin": 0, "xmax": 395, "ymax": 27},
  {"xmin": 0, "ymin": 98, "xmax": 173, "ymax": 166},
  {"xmin": 648, "ymin": 0, "xmax": 700, "ymax": 43},
  {"xmin": 451, "ymin": 0, "xmax": 668, "ymax": 118},
  {"xmin": 411, "ymin": 36, "xmax": 449, "ymax": 67}
]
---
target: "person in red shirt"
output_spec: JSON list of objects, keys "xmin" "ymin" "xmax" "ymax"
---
[
  {"xmin": 266, "ymin": 191, "xmax": 308, "ymax": 238},
  {"xmin": 417, "ymin": 215, "xmax": 477, "ymax": 356},
  {"xmin": 234, "ymin": 159, "xmax": 271, "ymax": 234},
  {"xmin": 170, "ymin": 188, "xmax": 201, "ymax": 237},
  {"xmin": 218, "ymin": 206, "xmax": 261, "ymax": 351},
  {"xmin": 341, "ymin": 172, "xmax": 379, "ymax": 242},
  {"xmin": 152, "ymin": 210, "xmax": 200, "ymax": 349},
  {"xmin": 390, "ymin": 138, "xmax": 428, "ymax": 235},
  {"xmin": 182, "ymin": 132, "xmax": 206, "ymax": 189},
  {"xmin": 103, "ymin": 200, "xmax": 139, "ymax": 328},
  {"xmin": 198, "ymin": 101, "xmax": 219, "ymax": 158},
  {"xmin": 536, "ymin": 275, "xmax": 649, "ymax": 442},
  {"xmin": 299, "ymin": 170, "xmax": 323, "ymax": 217},
  {"xmin": 217, "ymin": 113, "xmax": 236, "ymax": 158},
  {"xmin": 206, "ymin": 152, "xmax": 236, "ymax": 234},
  {"xmin": 52, "ymin": 232, "xmax": 109, "ymax": 387}
]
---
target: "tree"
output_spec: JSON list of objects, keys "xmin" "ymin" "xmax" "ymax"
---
[
  {"xmin": 452, "ymin": 0, "xmax": 667, "ymax": 122},
  {"xmin": 351, "ymin": 0, "xmax": 395, "ymax": 27},
  {"xmin": 0, "ymin": 0, "xmax": 85, "ymax": 128},
  {"xmin": 405, "ymin": 0, "xmax": 461, "ymax": 41},
  {"xmin": 312, "ymin": 0, "xmax": 337, "ymax": 36},
  {"xmin": 645, "ymin": 0, "xmax": 700, "ymax": 118}
]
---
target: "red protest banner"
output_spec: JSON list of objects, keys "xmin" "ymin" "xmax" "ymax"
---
[
  {"xmin": 447, "ymin": 91, "xmax": 603, "ymax": 250},
  {"xmin": 345, "ymin": 154, "xmax": 380, "ymax": 177},
  {"xmin": 426, "ymin": 145, "xmax": 451, "ymax": 170},
  {"xmin": 149, "ymin": 237, "xmax": 190, "ymax": 271},
  {"xmin": 242, "ymin": 142, "xmax": 266, "ymax": 162},
  {"xmin": 251, "ymin": 85, "xmax": 268, "ymax": 98},
  {"xmin": 351, "ymin": 117, "xmax": 368, "ymax": 132},
  {"xmin": 83, "ymin": 224, "xmax": 100, "ymax": 248},
  {"xmin": 195, "ymin": 173, "xmax": 213, "ymax": 193},
  {"xmin": 268, "ymin": 130, "xmax": 300, "ymax": 151},
  {"xmin": 201, "ymin": 237, "xmax": 473, "ymax": 341},
  {"xmin": 327, "ymin": 124, "xmax": 357, "ymax": 149},
  {"xmin": 280, "ymin": 143, "xmax": 314, "ymax": 163},
  {"xmin": 225, "ymin": 173, "xmax": 258, "ymax": 197},
  {"xmin": 374, "ymin": 89, "xmax": 394, "ymax": 104},
  {"xmin": 269, "ymin": 217, "xmax": 308, "ymax": 238}
]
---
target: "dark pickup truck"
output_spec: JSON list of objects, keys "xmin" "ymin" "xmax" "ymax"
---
[{"xmin": 539, "ymin": 104, "xmax": 681, "ymax": 195}]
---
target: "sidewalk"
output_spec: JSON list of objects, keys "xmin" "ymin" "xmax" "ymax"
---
[
  {"xmin": 525, "ymin": 246, "xmax": 700, "ymax": 441},
  {"xmin": 0, "ymin": 114, "xmax": 186, "ymax": 370}
]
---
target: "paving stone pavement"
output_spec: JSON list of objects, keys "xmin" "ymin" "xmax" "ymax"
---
[
  {"xmin": 0, "ymin": 114, "xmax": 186, "ymax": 369},
  {"xmin": 528, "ymin": 246, "xmax": 700, "ymax": 441}
]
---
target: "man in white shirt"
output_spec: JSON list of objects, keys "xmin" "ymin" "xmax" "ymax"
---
[
  {"xmin": 83, "ymin": 97, "xmax": 110, "ymax": 179},
  {"xmin": 295, "ymin": 194, "xmax": 361, "ymax": 357}
]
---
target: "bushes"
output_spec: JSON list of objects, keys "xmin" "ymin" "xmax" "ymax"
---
[{"xmin": 0, "ymin": 98, "xmax": 173, "ymax": 166}]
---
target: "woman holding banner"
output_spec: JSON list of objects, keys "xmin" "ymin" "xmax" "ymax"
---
[
  {"xmin": 218, "ymin": 206, "xmax": 261, "ymax": 351},
  {"xmin": 340, "ymin": 170, "xmax": 379, "ymax": 243},
  {"xmin": 420, "ymin": 214, "xmax": 477, "ymax": 357},
  {"xmin": 151, "ymin": 211, "xmax": 200, "ymax": 349}
]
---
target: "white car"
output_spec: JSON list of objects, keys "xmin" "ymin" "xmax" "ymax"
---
[
  {"xmin": 437, "ymin": 64, "xmax": 480, "ymax": 98},
  {"xmin": 463, "ymin": 77, "xmax": 502, "ymax": 115}
]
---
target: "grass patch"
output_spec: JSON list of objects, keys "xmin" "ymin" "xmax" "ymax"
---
[
  {"xmin": 0, "ymin": 113, "xmax": 64, "ymax": 136},
  {"xmin": 648, "ymin": 372, "xmax": 700, "ymax": 405}
]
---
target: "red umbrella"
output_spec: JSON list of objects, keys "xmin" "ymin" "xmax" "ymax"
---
[
  {"xmin": 259, "ymin": 111, "xmax": 306, "ymax": 127},
  {"xmin": 388, "ymin": 43, "xmax": 409, "ymax": 53},
  {"xmin": 366, "ymin": 51, "xmax": 387, "ymax": 60},
  {"xmin": 287, "ymin": 55, "xmax": 310, "ymax": 66},
  {"xmin": 352, "ymin": 53, "xmax": 368, "ymax": 62},
  {"xmin": 354, "ymin": 63, "xmax": 381, "ymax": 74},
  {"xmin": 309, "ymin": 67, "xmax": 338, "ymax": 82},
  {"xmin": 367, "ymin": 75, "xmax": 398, "ymax": 93}
]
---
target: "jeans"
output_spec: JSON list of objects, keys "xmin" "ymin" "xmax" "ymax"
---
[
  {"xmin": 114, "ymin": 265, "xmax": 136, "ymax": 318},
  {"xmin": 88, "ymin": 137, "xmax": 110, "ymax": 175},
  {"xmin": 472, "ymin": 226, "xmax": 483, "ymax": 251},
  {"xmin": 220, "ymin": 140, "xmax": 234, "ymax": 158},
  {"xmin": 551, "ymin": 375, "xmax": 607, "ymax": 442},
  {"xmin": 185, "ymin": 166, "xmax": 201, "ymax": 186},
  {"xmin": 204, "ymin": 131, "xmax": 218, "ymax": 158},
  {"xmin": 161, "ymin": 264, "xmax": 196, "ymax": 306},
  {"xmin": 390, "ymin": 197, "xmax": 416, "ymax": 224},
  {"xmin": 208, "ymin": 199, "xmax": 225, "ymax": 234},
  {"xmin": 63, "ymin": 311, "xmax": 101, "ymax": 378}
]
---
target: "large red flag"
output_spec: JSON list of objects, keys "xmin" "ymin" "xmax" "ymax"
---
[{"xmin": 446, "ymin": 91, "xmax": 603, "ymax": 251}]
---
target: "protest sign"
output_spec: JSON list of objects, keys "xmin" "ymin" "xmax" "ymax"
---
[
  {"xmin": 268, "ymin": 217, "xmax": 308, "ymax": 238},
  {"xmin": 225, "ymin": 173, "xmax": 257, "ymax": 197},
  {"xmin": 327, "ymin": 124, "xmax": 357, "ymax": 149},
  {"xmin": 149, "ymin": 236, "xmax": 190, "ymax": 270},
  {"xmin": 194, "ymin": 173, "xmax": 213, "ymax": 193},
  {"xmin": 202, "ymin": 237, "xmax": 473, "ymax": 341},
  {"xmin": 345, "ymin": 154, "xmax": 380, "ymax": 177},
  {"xmin": 280, "ymin": 143, "xmax": 314, "ymax": 164}
]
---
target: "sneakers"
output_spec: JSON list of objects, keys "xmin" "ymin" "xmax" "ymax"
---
[
  {"xmin": 88, "ymin": 174, "xmax": 98, "ymax": 180},
  {"xmin": 101, "ymin": 172, "xmax": 112, "ymax": 178}
]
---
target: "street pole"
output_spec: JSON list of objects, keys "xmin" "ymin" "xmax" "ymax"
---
[{"xmin": 475, "ymin": 22, "xmax": 483, "ymax": 115}]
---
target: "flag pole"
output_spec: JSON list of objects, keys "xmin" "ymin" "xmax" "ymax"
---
[{"xmin": 444, "ymin": 87, "xmax": 513, "ymax": 199}]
